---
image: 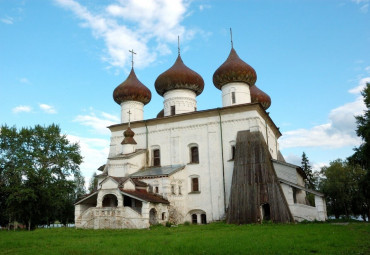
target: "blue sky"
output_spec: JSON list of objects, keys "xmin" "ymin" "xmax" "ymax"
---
[{"xmin": 1, "ymin": 0, "xmax": 369, "ymax": 183}]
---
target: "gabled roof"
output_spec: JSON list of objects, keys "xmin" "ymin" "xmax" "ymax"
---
[
  {"xmin": 111, "ymin": 176, "xmax": 148, "ymax": 187},
  {"xmin": 120, "ymin": 189, "xmax": 169, "ymax": 204},
  {"xmin": 130, "ymin": 164, "xmax": 185, "ymax": 178}
]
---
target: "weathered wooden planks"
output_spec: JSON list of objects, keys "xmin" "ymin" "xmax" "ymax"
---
[{"xmin": 226, "ymin": 130, "xmax": 294, "ymax": 224}]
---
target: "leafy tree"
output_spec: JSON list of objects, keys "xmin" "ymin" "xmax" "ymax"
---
[
  {"xmin": 320, "ymin": 160, "xmax": 352, "ymax": 219},
  {"xmin": 0, "ymin": 124, "xmax": 83, "ymax": 230},
  {"xmin": 320, "ymin": 159, "xmax": 367, "ymax": 220},
  {"xmin": 348, "ymin": 82, "xmax": 370, "ymax": 220}
]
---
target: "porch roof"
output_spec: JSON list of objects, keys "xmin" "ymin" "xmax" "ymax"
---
[{"xmin": 120, "ymin": 189, "xmax": 169, "ymax": 204}]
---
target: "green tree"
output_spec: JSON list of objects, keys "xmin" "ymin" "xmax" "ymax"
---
[
  {"xmin": 348, "ymin": 82, "xmax": 370, "ymax": 220},
  {"xmin": 301, "ymin": 152, "xmax": 316, "ymax": 190},
  {"xmin": 320, "ymin": 159, "xmax": 367, "ymax": 219},
  {"xmin": 320, "ymin": 160, "xmax": 351, "ymax": 219},
  {"xmin": 0, "ymin": 124, "xmax": 83, "ymax": 230},
  {"xmin": 88, "ymin": 172, "xmax": 98, "ymax": 193}
]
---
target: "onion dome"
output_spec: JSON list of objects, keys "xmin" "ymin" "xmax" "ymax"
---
[
  {"xmin": 113, "ymin": 68, "xmax": 151, "ymax": 105},
  {"xmin": 121, "ymin": 127, "xmax": 137, "ymax": 145},
  {"xmin": 250, "ymin": 85, "xmax": 271, "ymax": 110},
  {"xmin": 155, "ymin": 55, "xmax": 204, "ymax": 96},
  {"xmin": 213, "ymin": 48, "xmax": 257, "ymax": 90},
  {"xmin": 156, "ymin": 109, "xmax": 164, "ymax": 118}
]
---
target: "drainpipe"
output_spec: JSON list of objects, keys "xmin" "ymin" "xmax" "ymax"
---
[
  {"xmin": 217, "ymin": 108, "xmax": 227, "ymax": 213},
  {"xmin": 144, "ymin": 121, "xmax": 149, "ymax": 167}
]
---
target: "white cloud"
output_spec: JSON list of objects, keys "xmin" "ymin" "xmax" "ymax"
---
[
  {"xmin": 1, "ymin": 17, "xmax": 14, "ymax": 24},
  {"xmin": 199, "ymin": 4, "xmax": 211, "ymax": 11},
  {"xmin": 39, "ymin": 104, "xmax": 57, "ymax": 114},
  {"xmin": 360, "ymin": 3, "xmax": 369, "ymax": 12},
  {"xmin": 67, "ymin": 134, "xmax": 109, "ymax": 184},
  {"xmin": 12, "ymin": 105, "xmax": 32, "ymax": 113},
  {"xmin": 54, "ymin": 0, "xmax": 195, "ymax": 69},
  {"xmin": 312, "ymin": 162, "xmax": 327, "ymax": 172},
  {"xmin": 19, "ymin": 77, "xmax": 30, "ymax": 84},
  {"xmin": 351, "ymin": 0, "xmax": 369, "ymax": 12},
  {"xmin": 280, "ymin": 78, "xmax": 368, "ymax": 149},
  {"xmin": 365, "ymin": 66, "xmax": 370, "ymax": 74},
  {"xmin": 74, "ymin": 110, "xmax": 119, "ymax": 135},
  {"xmin": 348, "ymin": 77, "xmax": 370, "ymax": 94},
  {"xmin": 284, "ymin": 154, "xmax": 301, "ymax": 165}
]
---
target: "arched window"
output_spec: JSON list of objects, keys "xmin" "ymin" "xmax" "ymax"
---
[
  {"xmin": 231, "ymin": 91, "xmax": 236, "ymax": 104},
  {"xmin": 192, "ymin": 214, "xmax": 197, "ymax": 224},
  {"xmin": 162, "ymin": 212, "xmax": 166, "ymax": 220},
  {"xmin": 171, "ymin": 105, "xmax": 176, "ymax": 115},
  {"xmin": 190, "ymin": 146, "xmax": 199, "ymax": 163},
  {"xmin": 191, "ymin": 177, "xmax": 199, "ymax": 192}
]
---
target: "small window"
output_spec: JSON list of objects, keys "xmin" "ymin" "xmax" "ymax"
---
[
  {"xmin": 190, "ymin": 146, "xmax": 199, "ymax": 163},
  {"xmin": 231, "ymin": 146, "xmax": 236, "ymax": 160},
  {"xmin": 155, "ymin": 186, "xmax": 159, "ymax": 193},
  {"xmin": 178, "ymin": 186, "xmax": 182, "ymax": 195},
  {"xmin": 162, "ymin": 212, "xmax": 166, "ymax": 220},
  {"xmin": 194, "ymin": 107, "xmax": 197, "ymax": 111},
  {"xmin": 171, "ymin": 105, "xmax": 176, "ymax": 115},
  {"xmin": 201, "ymin": 214, "xmax": 207, "ymax": 224},
  {"xmin": 231, "ymin": 91, "xmax": 236, "ymax": 104},
  {"xmin": 171, "ymin": 185, "xmax": 175, "ymax": 195},
  {"xmin": 191, "ymin": 178, "xmax": 199, "ymax": 192},
  {"xmin": 192, "ymin": 214, "xmax": 197, "ymax": 224},
  {"xmin": 153, "ymin": 149, "xmax": 160, "ymax": 166},
  {"xmin": 293, "ymin": 187, "xmax": 297, "ymax": 203}
]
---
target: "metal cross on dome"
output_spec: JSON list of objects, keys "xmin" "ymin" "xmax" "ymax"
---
[
  {"xmin": 230, "ymin": 28, "xmax": 233, "ymax": 49},
  {"xmin": 127, "ymin": 109, "xmax": 132, "ymax": 127},
  {"xmin": 178, "ymin": 35, "xmax": 180, "ymax": 55},
  {"xmin": 129, "ymin": 49, "xmax": 136, "ymax": 68}
]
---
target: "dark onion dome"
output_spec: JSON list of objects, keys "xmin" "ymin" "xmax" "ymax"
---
[
  {"xmin": 113, "ymin": 68, "xmax": 151, "ymax": 105},
  {"xmin": 156, "ymin": 109, "xmax": 164, "ymax": 118},
  {"xmin": 121, "ymin": 127, "xmax": 137, "ymax": 145},
  {"xmin": 213, "ymin": 47, "xmax": 257, "ymax": 90},
  {"xmin": 250, "ymin": 85, "xmax": 271, "ymax": 110},
  {"xmin": 155, "ymin": 55, "xmax": 204, "ymax": 96}
]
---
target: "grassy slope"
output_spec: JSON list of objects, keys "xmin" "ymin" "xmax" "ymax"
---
[{"xmin": 0, "ymin": 223, "xmax": 369, "ymax": 255}]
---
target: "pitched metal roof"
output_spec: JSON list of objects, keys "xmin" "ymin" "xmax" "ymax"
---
[
  {"xmin": 120, "ymin": 189, "xmax": 169, "ymax": 204},
  {"xmin": 130, "ymin": 164, "xmax": 185, "ymax": 178}
]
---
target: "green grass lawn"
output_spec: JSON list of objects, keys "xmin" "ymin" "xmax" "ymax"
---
[{"xmin": 0, "ymin": 222, "xmax": 369, "ymax": 255}]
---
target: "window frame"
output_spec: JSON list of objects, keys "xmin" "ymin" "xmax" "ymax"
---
[
  {"xmin": 171, "ymin": 105, "xmax": 176, "ymax": 115},
  {"xmin": 191, "ymin": 177, "xmax": 199, "ymax": 192},
  {"xmin": 231, "ymin": 91, "xmax": 236, "ymax": 104},
  {"xmin": 190, "ymin": 146, "xmax": 199, "ymax": 164},
  {"xmin": 153, "ymin": 148, "xmax": 160, "ymax": 166}
]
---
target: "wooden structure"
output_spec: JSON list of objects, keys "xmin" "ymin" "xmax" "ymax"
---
[{"xmin": 226, "ymin": 130, "xmax": 294, "ymax": 224}]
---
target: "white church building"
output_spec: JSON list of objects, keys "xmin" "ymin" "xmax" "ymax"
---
[{"xmin": 75, "ymin": 42, "xmax": 327, "ymax": 229}]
